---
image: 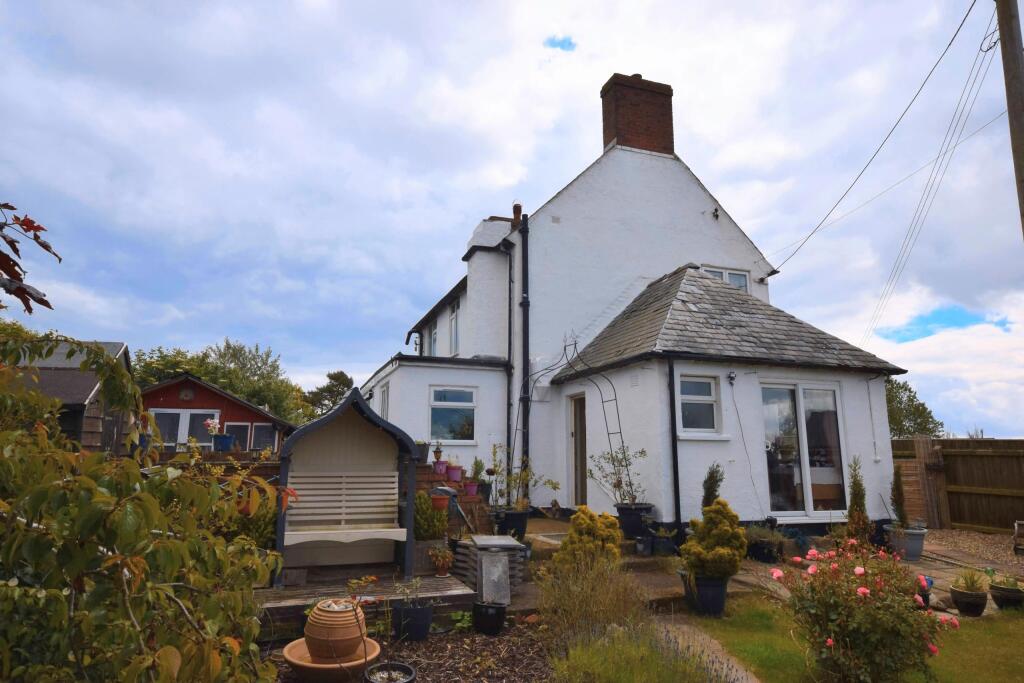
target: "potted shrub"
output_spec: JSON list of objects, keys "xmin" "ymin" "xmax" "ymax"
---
[
  {"xmin": 950, "ymin": 568, "xmax": 989, "ymax": 617},
  {"xmin": 745, "ymin": 524, "xmax": 784, "ymax": 563},
  {"xmin": 428, "ymin": 546, "xmax": 454, "ymax": 577},
  {"xmin": 679, "ymin": 498, "xmax": 746, "ymax": 616},
  {"xmin": 986, "ymin": 570, "xmax": 1024, "ymax": 610},
  {"xmin": 472, "ymin": 601, "xmax": 506, "ymax": 636},
  {"xmin": 488, "ymin": 444, "xmax": 559, "ymax": 540},
  {"xmin": 413, "ymin": 491, "xmax": 448, "ymax": 574},
  {"xmin": 464, "ymin": 457, "xmax": 485, "ymax": 496},
  {"xmin": 588, "ymin": 445, "xmax": 651, "ymax": 539},
  {"xmin": 447, "ymin": 456, "xmax": 464, "ymax": 482},
  {"xmin": 392, "ymin": 578, "xmax": 434, "ymax": 642},
  {"xmin": 883, "ymin": 467, "xmax": 927, "ymax": 561},
  {"xmin": 365, "ymin": 589, "xmax": 417, "ymax": 683},
  {"xmin": 204, "ymin": 417, "xmax": 234, "ymax": 452}
]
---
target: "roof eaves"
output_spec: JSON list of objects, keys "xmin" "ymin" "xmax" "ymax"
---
[{"xmin": 404, "ymin": 275, "xmax": 469, "ymax": 344}]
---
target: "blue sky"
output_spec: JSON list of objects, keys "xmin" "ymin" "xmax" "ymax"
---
[{"xmin": 2, "ymin": 1, "xmax": 1022, "ymax": 436}]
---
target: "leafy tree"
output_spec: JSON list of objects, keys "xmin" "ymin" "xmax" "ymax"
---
[
  {"xmin": 134, "ymin": 340, "xmax": 312, "ymax": 423},
  {"xmin": 304, "ymin": 369, "xmax": 354, "ymax": 416},
  {"xmin": 885, "ymin": 378, "xmax": 944, "ymax": 438},
  {"xmin": 0, "ymin": 201, "xmax": 60, "ymax": 313},
  {"xmin": 1, "ymin": 332, "xmax": 282, "ymax": 682}
]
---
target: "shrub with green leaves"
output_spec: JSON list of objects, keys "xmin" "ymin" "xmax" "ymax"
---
[
  {"xmin": 413, "ymin": 491, "xmax": 447, "ymax": 540},
  {"xmin": 772, "ymin": 542, "xmax": 955, "ymax": 681},
  {"xmin": 845, "ymin": 457, "xmax": 872, "ymax": 543},
  {"xmin": 891, "ymin": 466, "xmax": 908, "ymax": 527},
  {"xmin": 701, "ymin": 462, "xmax": 725, "ymax": 510},
  {"xmin": 0, "ymin": 332, "xmax": 282, "ymax": 681},
  {"xmin": 680, "ymin": 499, "xmax": 746, "ymax": 579}
]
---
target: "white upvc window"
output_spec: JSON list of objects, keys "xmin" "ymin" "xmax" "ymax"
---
[
  {"xmin": 429, "ymin": 386, "xmax": 475, "ymax": 443},
  {"xmin": 224, "ymin": 422, "xmax": 251, "ymax": 450},
  {"xmin": 150, "ymin": 408, "xmax": 221, "ymax": 448},
  {"xmin": 702, "ymin": 266, "xmax": 749, "ymax": 293},
  {"xmin": 449, "ymin": 300, "xmax": 460, "ymax": 356},
  {"xmin": 427, "ymin": 321, "xmax": 438, "ymax": 356},
  {"xmin": 251, "ymin": 423, "xmax": 277, "ymax": 452},
  {"xmin": 678, "ymin": 376, "xmax": 719, "ymax": 432},
  {"xmin": 379, "ymin": 383, "xmax": 390, "ymax": 420}
]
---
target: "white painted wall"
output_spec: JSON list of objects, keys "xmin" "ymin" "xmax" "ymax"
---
[
  {"xmin": 364, "ymin": 359, "xmax": 507, "ymax": 470},
  {"xmin": 464, "ymin": 249, "xmax": 509, "ymax": 358},
  {"xmin": 536, "ymin": 359, "xmax": 894, "ymax": 525}
]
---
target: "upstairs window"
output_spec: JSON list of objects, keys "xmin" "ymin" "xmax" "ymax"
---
[
  {"xmin": 702, "ymin": 267, "xmax": 749, "ymax": 293},
  {"xmin": 679, "ymin": 377, "xmax": 719, "ymax": 432},
  {"xmin": 449, "ymin": 300, "xmax": 460, "ymax": 356},
  {"xmin": 430, "ymin": 387, "xmax": 475, "ymax": 442},
  {"xmin": 427, "ymin": 321, "xmax": 438, "ymax": 356}
]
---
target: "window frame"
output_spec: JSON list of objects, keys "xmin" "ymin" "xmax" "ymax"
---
[
  {"xmin": 759, "ymin": 379, "xmax": 849, "ymax": 518},
  {"xmin": 250, "ymin": 423, "xmax": 277, "ymax": 452},
  {"xmin": 428, "ymin": 385, "xmax": 476, "ymax": 444},
  {"xmin": 427, "ymin": 321, "xmax": 438, "ymax": 356},
  {"xmin": 677, "ymin": 376, "xmax": 720, "ymax": 434},
  {"xmin": 379, "ymin": 383, "xmax": 390, "ymax": 420},
  {"xmin": 701, "ymin": 265, "xmax": 750, "ymax": 293},
  {"xmin": 449, "ymin": 300, "xmax": 460, "ymax": 356},
  {"xmin": 149, "ymin": 408, "xmax": 221, "ymax": 448},
  {"xmin": 223, "ymin": 422, "xmax": 251, "ymax": 450}
]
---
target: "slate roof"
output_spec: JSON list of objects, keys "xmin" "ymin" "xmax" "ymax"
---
[
  {"xmin": 552, "ymin": 265, "xmax": 904, "ymax": 383},
  {"xmin": 20, "ymin": 341, "xmax": 129, "ymax": 406}
]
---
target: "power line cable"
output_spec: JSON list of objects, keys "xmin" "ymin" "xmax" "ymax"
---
[
  {"xmin": 861, "ymin": 13, "xmax": 998, "ymax": 343},
  {"xmin": 764, "ymin": 108, "xmax": 1007, "ymax": 259},
  {"xmin": 773, "ymin": 0, "xmax": 978, "ymax": 272}
]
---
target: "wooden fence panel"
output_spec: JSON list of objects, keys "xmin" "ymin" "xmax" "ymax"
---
[{"xmin": 892, "ymin": 437, "xmax": 1024, "ymax": 533}]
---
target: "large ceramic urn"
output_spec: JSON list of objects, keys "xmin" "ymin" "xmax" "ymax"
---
[{"xmin": 304, "ymin": 598, "xmax": 367, "ymax": 661}]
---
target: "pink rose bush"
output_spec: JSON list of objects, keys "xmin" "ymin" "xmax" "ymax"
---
[{"xmin": 772, "ymin": 544, "xmax": 952, "ymax": 681}]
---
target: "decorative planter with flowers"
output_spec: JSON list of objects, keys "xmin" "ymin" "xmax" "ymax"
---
[
  {"xmin": 428, "ymin": 545, "xmax": 454, "ymax": 577},
  {"xmin": 433, "ymin": 460, "xmax": 448, "ymax": 475},
  {"xmin": 589, "ymin": 445, "xmax": 651, "ymax": 539},
  {"xmin": 204, "ymin": 418, "xmax": 234, "ymax": 452},
  {"xmin": 950, "ymin": 569, "xmax": 989, "ymax": 617},
  {"xmin": 679, "ymin": 498, "xmax": 746, "ymax": 616},
  {"xmin": 446, "ymin": 459, "xmax": 464, "ymax": 482}
]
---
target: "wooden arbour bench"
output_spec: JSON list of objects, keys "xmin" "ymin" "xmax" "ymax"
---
[{"xmin": 274, "ymin": 388, "xmax": 422, "ymax": 583}]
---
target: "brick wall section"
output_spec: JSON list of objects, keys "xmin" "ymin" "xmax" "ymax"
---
[
  {"xmin": 412, "ymin": 464, "xmax": 493, "ymax": 536},
  {"xmin": 600, "ymin": 73, "xmax": 674, "ymax": 155}
]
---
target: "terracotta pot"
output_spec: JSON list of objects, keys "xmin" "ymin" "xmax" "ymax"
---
[
  {"xmin": 431, "ymin": 495, "xmax": 449, "ymax": 511},
  {"xmin": 304, "ymin": 599, "xmax": 367, "ymax": 661}
]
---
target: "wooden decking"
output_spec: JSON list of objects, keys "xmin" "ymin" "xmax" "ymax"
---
[{"xmin": 255, "ymin": 570, "xmax": 476, "ymax": 643}]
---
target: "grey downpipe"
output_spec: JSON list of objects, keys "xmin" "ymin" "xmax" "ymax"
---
[
  {"xmin": 504, "ymin": 240, "xmax": 514, "ymax": 504},
  {"xmin": 667, "ymin": 358, "xmax": 682, "ymax": 525},
  {"xmin": 518, "ymin": 212, "xmax": 531, "ymax": 503}
]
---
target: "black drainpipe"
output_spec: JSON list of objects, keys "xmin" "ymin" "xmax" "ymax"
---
[
  {"xmin": 667, "ymin": 357, "xmax": 682, "ymax": 526},
  {"xmin": 518, "ymin": 211, "xmax": 531, "ymax": 503},
  {"xmin": 503, "ymin": 239, "xmax": 514, "ymax": 502}
]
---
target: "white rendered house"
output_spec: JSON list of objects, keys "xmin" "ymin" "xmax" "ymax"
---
[{"xmin": 363, "ymin": 73, "xmax": 904, "ymax": 527}]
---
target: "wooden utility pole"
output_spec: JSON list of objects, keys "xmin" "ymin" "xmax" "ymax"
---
[{"xmin": 996, "ymin": 0, "xmax": 1024, "ymax": 238}]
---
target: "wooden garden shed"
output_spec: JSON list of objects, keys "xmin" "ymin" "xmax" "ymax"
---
[{"xmin": 274, "ymin": 388, "xmax": 421, "ymax": 580}]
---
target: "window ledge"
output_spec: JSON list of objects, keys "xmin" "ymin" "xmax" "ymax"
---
[
  {"xmin": 678, "ymin": 433, "xmax": 732, "ymax": 442},
  {"xmin": 436, "ymin": 440, "xmax": 477, "ymax": 447}
]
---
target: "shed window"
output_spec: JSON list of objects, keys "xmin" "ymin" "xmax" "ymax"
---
[
  {"xmin": 679, "ymin": 377, "xmax": 718, "ymax": 431},
  {"xmin": 430, "ymin": 386, "xmax": 475, "ymax": 442},
  {"xmin": 225, "ymin": 423, "xmax": 250, "ymax": 450},
  {"xmin": 151, "ymin": 408, "xmax": 219, "ymax": 448},
  {"xmin": 251, "ymin": 423, "xmax": 276, "ymax": 451}
]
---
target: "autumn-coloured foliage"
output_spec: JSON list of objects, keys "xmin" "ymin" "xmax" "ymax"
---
[
  {"xmin": 773, "ymin": 543, "xmax": 955, "ymax": 681},
  {"xmin": 552, "ymin": 505, "xmax": 623, "ymax": 569},
  {"xmin": 0, "ymin": 201, "xmax": 60, "ymax": 313},
  {"xmin": 0, "ymin": 332, "xmax": 283, "ymax": 681},
  {"xmin": 679, "ymin": 498, "xmax": 746, "ymax": 579}
]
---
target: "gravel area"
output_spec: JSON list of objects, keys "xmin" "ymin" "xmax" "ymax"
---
[
  {"xmin": 928, "ymin": 529, "xmax": 1024, "ymax": 575},
  {"xmin": 276, "ymin": 621, "xmax": 551, "ymax": 682}
]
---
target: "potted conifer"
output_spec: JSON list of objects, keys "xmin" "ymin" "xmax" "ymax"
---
[{"xmin": 679, "ymin": 498, "xmax": 747, "ymax": 616}]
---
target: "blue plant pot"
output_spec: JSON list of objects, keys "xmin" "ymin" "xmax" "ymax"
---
[{"xmin": 212, "ymin": 434, "xmax": 234, "ymax": 453}]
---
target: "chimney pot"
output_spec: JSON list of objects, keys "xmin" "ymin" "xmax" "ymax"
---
[{"xmin": 600, "ymin": 73, "xmax": 674, "ymax": 155}]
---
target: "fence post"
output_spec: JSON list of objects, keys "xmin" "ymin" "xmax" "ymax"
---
[{"xmin": 915, "ymin": 435, "xmax": 950, "ymax": 529}]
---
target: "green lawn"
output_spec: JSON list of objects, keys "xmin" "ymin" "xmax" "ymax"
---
[{"xmin": 694, "ymin": 594, "xmax": 1024, "ymax": 683}]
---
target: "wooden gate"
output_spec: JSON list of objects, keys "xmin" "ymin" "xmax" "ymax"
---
[{"xmin": 893, "ymin": 437, "xmax": 1024, "ymax": 533}]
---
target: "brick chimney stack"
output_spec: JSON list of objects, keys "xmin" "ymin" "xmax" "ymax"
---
[{"xmin": 600, "ymin": 73, "xmax": 674, "ymax": 155}]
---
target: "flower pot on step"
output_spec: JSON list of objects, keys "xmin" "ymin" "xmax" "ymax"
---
[
  {"xmin": 432, "ymin": 460, "xmax": 448, "ymax": 475},
  {"xmin": 477, "ymin": 481, "xmax": 492, "ymax": 504},
  {"xmin": 463, "ymin": 481, "xmax": 479, "ymax": 496},
  {"xmin": 652, "ymin": 537, "xmax": 677, "ymax": 556},
  {"xmin": 430, "ymin": 495, "xmax": 449, "ymax": 511},
  {"xmin": 614, "ymin": 503, "xmax": 654, "ymax": 539},
  {"xmin": 446, "ymin": 464, "xmax": 463, "ymax": 482},
  {"xmin": 990, "ymin": 585, "xmax": 1024, "ymax": 610},
  {"xmin": 950, "ymin": 586, "xmax": 988, "ymax": 617},
  {"xmin": 304, "ymin": 599, "xmax": 367, "ymax": 661},
  {"xmin": 884, "ymin": 524, "xmax": 927, "ymax": 561}
]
